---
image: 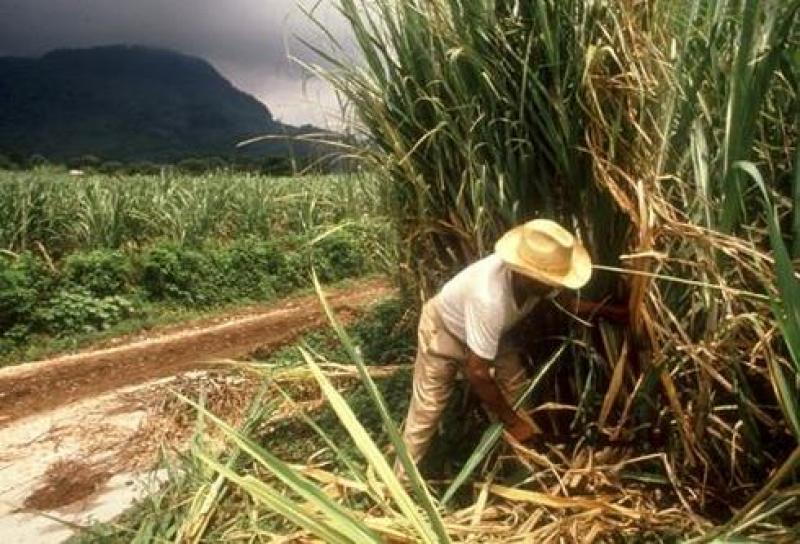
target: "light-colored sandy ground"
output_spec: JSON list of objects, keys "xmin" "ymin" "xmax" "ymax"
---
[{"xmin": 0, "ymin": 376, "xmax": 179, "ymax": 543}]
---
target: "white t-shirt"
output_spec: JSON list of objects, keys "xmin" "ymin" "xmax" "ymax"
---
[{"xmin": 434, "ymin": 254, "xmax": 546, "ymax": 360}]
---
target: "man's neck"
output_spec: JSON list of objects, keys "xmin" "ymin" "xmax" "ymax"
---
[{"xmin": 511, "ymin": 273, "xmax": 550, "ymax": 310}]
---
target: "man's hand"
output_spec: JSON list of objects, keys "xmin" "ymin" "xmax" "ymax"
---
[
  {"xmin": 506, "ymin": 416, "xmax": 538, "ymax": 442},
  {"xmin": 464, "ymin": 351, "xmax": 544, "ymax": 444}
]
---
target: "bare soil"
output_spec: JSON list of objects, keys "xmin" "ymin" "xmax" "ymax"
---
[{"xmin": 0, "ymin": 279, "xmax": 390, "ymax": 426}]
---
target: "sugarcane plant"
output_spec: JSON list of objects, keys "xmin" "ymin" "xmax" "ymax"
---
[{"xmin": 302, "ymin": 0, "xmax": 800, "ymax": 530}]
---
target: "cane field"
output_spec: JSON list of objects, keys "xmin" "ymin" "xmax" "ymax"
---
[
  {"xmin": 0, "ymin": 168, "xmax": 389, "ymax": 362},
  {"xmin": 3, "ymin": 0, "xmax": 800, "ymax": 542}
]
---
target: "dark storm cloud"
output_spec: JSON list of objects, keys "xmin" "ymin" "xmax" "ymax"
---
[{"xmin": 0, "ymin": 0, "xmax": 351, "ymax": 126}]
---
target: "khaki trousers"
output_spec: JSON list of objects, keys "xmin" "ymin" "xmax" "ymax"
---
[{"xmin": 399, "ymin": 299, "xmax": 527, "ymax": 467}]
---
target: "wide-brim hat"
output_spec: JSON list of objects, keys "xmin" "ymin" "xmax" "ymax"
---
[{"xmin": 495, "ymin": 219, "xmax": 592, "ymax": 289}]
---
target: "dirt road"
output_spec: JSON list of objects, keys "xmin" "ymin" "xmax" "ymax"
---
[
  {"xmin": 0, "ymin": 279, "xmax": 391, "ymax": 543},
  {"xmin": 0, "ymin": 279, "xmax": 390, "ymax": 426}
]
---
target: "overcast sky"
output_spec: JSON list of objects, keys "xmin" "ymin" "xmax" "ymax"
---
[{"xmin": 0, "ymin": 0, "xmax": 352, "ymax": 128}]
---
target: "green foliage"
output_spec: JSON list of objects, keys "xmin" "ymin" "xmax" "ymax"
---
[
  {"xmin": 62, "ymin": 250, "xmax": 133, "ymax": 297},
  {"xmin": 739, "ymin": 160, "xmax": 800, "ymax": 441},
  {"xmin": 140, "ymin": 245, "xmax": 226, "ymax": 306},
  {"xmin": 0, "ymin": 252, "xmax": 136, "ymax": 347},
  {"xmin": 14, "ymin": 251, "xmax": 57, "ymax": 294},
  {"xmin": 245, "ymin": 296, "xmax": 415, "ymax": 469},
  {"xmin": 657, "ymin": 0, "xmax": 799, "ymax": 233},
  {"xmin": 0, "ymin": 259, "xmax": 38, "ymax": 333},
  {"xmin": 34, "ymin": 287, "xmax": 135, "ymax": 336},
  {"xmin": 219, "ymin": 239, "xmax": 283, "ymax": 300},
  {"xmin": 257, "ymin": 298, "xmax": 413, "ymax": 370},
  {"xmin": 311, "ymin": 230, "xmax": 371, "ymax": 283},
  {"xmin": 138, "ymin": 232, "xmax": 375, "ymax": 307},
  {"xmin": 0, "ymin": 226, "xmax": 379, "ymax": 356},
  {"xmin": 265, "ymin": 368, "xmax": 412, "ymax": 463},
  {"xmin": 0, "ymin": 253, "xmax": 56, "ymax": 336},
  {"xmin": 273, "ymin": 250, "xmax": 310, "ymax": 292}
]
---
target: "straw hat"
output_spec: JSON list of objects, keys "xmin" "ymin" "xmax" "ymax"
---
[{"xmin": 495, "ymin": 219, "xmax": 592, "ymax": 289}]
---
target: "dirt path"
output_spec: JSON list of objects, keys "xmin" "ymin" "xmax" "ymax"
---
[{"xmin": 0, "ymin": 279, "xmax": 390, "ymax": 427}]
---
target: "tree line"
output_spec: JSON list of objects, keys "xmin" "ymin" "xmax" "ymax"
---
[{"xmin": 0, "ymin": 152, "xmax": 325, "ymax": 176}]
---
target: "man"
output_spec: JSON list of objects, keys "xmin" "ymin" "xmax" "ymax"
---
[{"xmin": 399, "ymin": 219, "xmax": 627, "ymax": 470}]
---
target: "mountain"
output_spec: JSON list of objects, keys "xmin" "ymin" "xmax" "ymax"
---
[{"xmin": 0, "ymin": 45, "xmax": 319, "ymax": 163}]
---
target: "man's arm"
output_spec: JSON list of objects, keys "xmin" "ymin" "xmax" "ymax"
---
[
  {"xmin": 554, "ymin": 292, "xmax": 628, "ymax": 323},
  {"xmin": 464, "ymin": 350, "xmax": 537, "ymax": 442}
]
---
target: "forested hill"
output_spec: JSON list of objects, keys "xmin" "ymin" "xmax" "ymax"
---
[{"xmin": 0, "ymin": 45, "xmax": 320, "ymax": 162}]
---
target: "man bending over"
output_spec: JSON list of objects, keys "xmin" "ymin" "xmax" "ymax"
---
[{"xmin": 399, "ymin": 219, "xmax": 627, "ymax": 470}]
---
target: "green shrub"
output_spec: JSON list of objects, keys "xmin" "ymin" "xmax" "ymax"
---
[
  {"xmin": 312, "ymin": 230, "xmax": 369, "ymax": 283},
  {"xmin": 274, "ymin": 249, "xmax": 309, "ymax": 292},
  {"xmin": 0, "ymin": 260, "xmax": 37, "ymax": 334},
  {"xmin": 15, "ymin": 252, "xmax": 57, "ymax": 295},
  {"xmin": 0, "ymin": 230, "xmax": 377, "ymax": 356},
  {"xmin": 63, "ymin": 250, "xmax": 133, "ymax": 297},
  {"xmin": 0, "ymin": 252, "xmax": 138, "ymax": 344},
  {"xmin": 0, "ymin": 254, "xmax": 55, "ymax": 350},
  {"xmin": 263, "ymin": 229, "xmax": 371, "ymax": 291},
  {"xmin": 0, "ymin": 253, "xmax": 56, "ymax": 335},
  {"xmin": 34, "ymin": 287, "xmax": 135, "ymax": 335},
  {"xmin": 140, "ymin": 245, "xmax": 225, "ymax": 306},
  {"xmin": 140, "ymin": 242, "xmax": 301, "ymax": 305},
  {"xmin": 220, "ymin": 239, "xmax": 282, "ymax": 300}
]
